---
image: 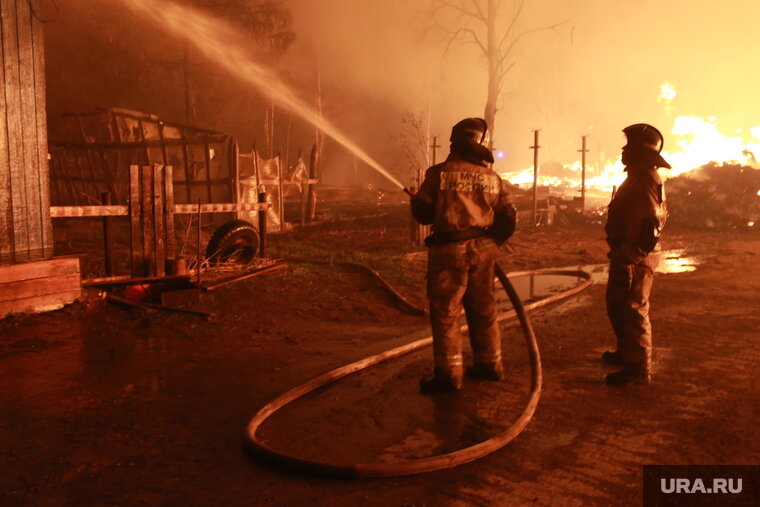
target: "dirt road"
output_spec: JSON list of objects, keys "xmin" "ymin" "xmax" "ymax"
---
[{"xmin": 1, "ymin": 197, "xmax": 758, "ymax": 506}]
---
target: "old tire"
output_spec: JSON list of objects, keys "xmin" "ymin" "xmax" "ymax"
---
[{"xmin": 205, "ymin": 220, "xmax": 260, "ymax": 265}]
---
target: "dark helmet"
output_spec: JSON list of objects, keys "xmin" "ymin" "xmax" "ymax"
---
[
  {"xmin": 622, "ymin": 123, "xmax": 671, "ymax": 168},
  {"xmin": 451, "ymin": 117, "xmax": 489, "ymax": 146},
  {"xmin": 449, "ymin": 117, "xmax": 494, "ymax": 164},
  {"xmin": 623, "ymin": 123, "xmax": 664, "ymax": 152}
]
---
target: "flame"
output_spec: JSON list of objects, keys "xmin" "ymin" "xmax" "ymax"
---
[
  {"xmin": 665, "ymin": 116, "xmax": 760, "ymax": 176},
  {"xmin": 498, "ymin": 82, "xmax": 760, "ymax": 201},
  {"xmin": 657, "ymin": 82, "xmax": 677, "ymax": 103}
]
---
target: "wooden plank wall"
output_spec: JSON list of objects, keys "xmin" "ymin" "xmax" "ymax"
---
[
  {"xmin": 0, "ymin": 256, "xmax": 80, "ymax": 318},
  {"xmin": 129, "ymin": 165, "xmax": 175, "ymax": 277},
  {"xmin": 0, "ymin": 0, "xmax": 53, "ymax": 264}
]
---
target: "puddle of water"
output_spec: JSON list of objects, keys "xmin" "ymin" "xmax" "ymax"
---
[
  {"xmin": 498, "ymin": 274, "xmax": 587, "ymax": 308},
  {"xmin": 657, "ymin": 250, "xmax": 702, "ymax": 274},
  {"xmin": 492, "ymin": 249, "xmax": 702, "ymax": 311},
  {"xmin": 555, "ymin": 249, "xmax": 703, "ymax": 285}
]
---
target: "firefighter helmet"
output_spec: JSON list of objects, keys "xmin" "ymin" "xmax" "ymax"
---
[
  {"xmin": 622, "ymin": 123, "xmax": 671, "ymax": 168},
  {"xmin": 451, "ymin": 117, "xmax": 489, "ymax": 146},
  {"xmin": 623, "ymin": 123, "xmax": 665, "ymax": 152},
  {"xmin": 449, "ymin": 117, "xmax": 494, "ymax": 164}
]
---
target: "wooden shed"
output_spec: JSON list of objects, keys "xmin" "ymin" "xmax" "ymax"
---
[{"xmin": 0, "ymin": 0, "xmax": 80, "ymax": 317}]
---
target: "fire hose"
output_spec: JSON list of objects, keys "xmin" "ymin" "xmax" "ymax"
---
[
  {"xmin": 282, "ymin": 256, "xmax": 427, "ymax": 316},
  {"xmin": 245, "ymin": 262, "xmax": 592, "ymax": 478}
]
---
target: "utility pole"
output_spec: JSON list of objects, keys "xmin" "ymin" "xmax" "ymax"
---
[
  {"xmin": 415, "ymin": 135, "xmax": 441, "ymax": 245},
  {"xmin": 426, "ymin": 135, "xmax": 441, "ymax": 191},
  {"xmin": 579, "ymin": 135, "xmax": 589, "ymax": 213},
  {"xmin": 530, "ymin": 130, "xmax": 540, "ymax": 226},
  {"xmin": 430, "ymin": 136, "xmax": 441, "ymax": 165},
  {"xmin": 307, "ymin": 144, "xmax": 318, "ymax": 222}
]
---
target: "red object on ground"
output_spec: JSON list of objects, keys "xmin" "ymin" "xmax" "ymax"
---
[{"xmin": 124, "ymin": 283, "xmax": 152, "ymax": 302}]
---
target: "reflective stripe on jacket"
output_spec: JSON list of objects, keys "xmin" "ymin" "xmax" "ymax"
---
[{"xmin": 412, "ymin": 154, "xmax": 506, "ymax": 233}]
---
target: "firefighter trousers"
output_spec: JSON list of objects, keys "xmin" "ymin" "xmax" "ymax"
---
[
  {"xmin": 605, "ymin": 253, "xmax": 659, "ymax": 368},
  {"xmin": 426, "ymin": 240, "xmax": 502, "ymax": 385}
]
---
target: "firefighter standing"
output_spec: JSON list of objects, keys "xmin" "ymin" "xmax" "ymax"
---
[
  {"xmin": 603, "ymin": 123, "xmax": 669, "ymax": 386},
  {"xmin": 411, "ymin": 118, "xmax": 516, "ymax": 394}
]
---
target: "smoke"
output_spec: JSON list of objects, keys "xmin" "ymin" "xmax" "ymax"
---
[
  {"xmin": 283, "ymin": 0, "xmax": 760, "ymax": 173},
  {"xmin": 44, "ymin": 0, "xmax": 760, "ymax": 185}
]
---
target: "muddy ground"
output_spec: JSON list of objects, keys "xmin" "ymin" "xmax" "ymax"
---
[{"xmin": 1, "ymin": 190, "xmax": 758, "ymax": 506}]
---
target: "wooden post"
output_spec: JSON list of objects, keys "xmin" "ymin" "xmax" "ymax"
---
[
  {"xmin": 307, "ymin": 144, "xmax": 318, "ymax": 222},
  {"xmin": 530, "ymin": 130, "xmax": 540, "ymax": 227},
  {"xmin": 164, "ymin": 165, "xmax": 175, "ymax": 263},
  {"xmin": 153, "ymin": 165, "xmax": 165, "ymax": 277},
  {"xmin": 101, "ymin": 191, "xmax": 114, "ymax": 276},
  {"xmin": 277, "ymin": 150, "xmax": 284, "ymax": 231},
  {"xmin": 141, "ymin": 166, "xmax": 155, "ymax": 276},
  {"xmin": 579, "ymin": 135, "xmax": 588, "ymax": 213},
  {"xmin": 258, "ymin": 191, "xmax": 267, "ymax": 257},
  {"xmin": 129, "ymin": 165, "xmax": 142, "ymax": 277}
]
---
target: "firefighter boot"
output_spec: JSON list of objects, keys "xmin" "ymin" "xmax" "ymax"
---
[
  {"xmin": 605, "ymin": 363, "xmax": 651, "ymax": 386},
  {"xmin": 466, "ymin": 362, "xmax": 505, "ymax": 381},
  {"xmin": 601, "ymin": 350, "xmax": 624, "ymax": 365},
  {"xmin": 419, "ymin": 376, "xmax": 462, "ymax": 394}
]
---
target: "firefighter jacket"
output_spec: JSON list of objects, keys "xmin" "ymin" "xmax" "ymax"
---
[
  {"xmin": 605, "ymin": 164, "xmax": 668, "ymax": 266},
  {"xmin": 411, "ymin": 154, "xmax": 515, "ymax": 245}
]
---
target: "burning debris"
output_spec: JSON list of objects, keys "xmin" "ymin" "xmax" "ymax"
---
[{"xmin": 665, "ymin": 163, "xmax": 760, "ymax": 228}]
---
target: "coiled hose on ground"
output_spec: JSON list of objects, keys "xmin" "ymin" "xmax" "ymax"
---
[{"xmin": 245, "ymin": 261, "xmax": 592, "ymax": 478}]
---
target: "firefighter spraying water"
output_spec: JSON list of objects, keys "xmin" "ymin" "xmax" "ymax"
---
[
  {"xmin": 410, "ymin": 118, "xmax": 517, "ymax": 394},
  {"xmin": 119, "ymin": 0, "xmax": 591, "ymax": 476}
]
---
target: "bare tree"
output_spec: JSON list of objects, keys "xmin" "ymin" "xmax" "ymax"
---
[
  {"xmin": 391, "ymin": 111, "xmax": 431, "ymax": 186},
  {"xmin": 433, "ymin": 0, "xmax": 570, "ymax": 148},
  {"xmin": 192, "ymin": 0, "xmax": 295, "ymax": 60}
]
